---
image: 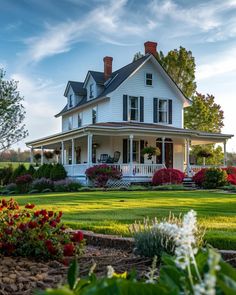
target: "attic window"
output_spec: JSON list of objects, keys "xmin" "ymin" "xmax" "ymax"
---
[
  {"xmin": 89, "ymin": 84, "xmax": 94, "ymax": 99},
  {"xmin": 146, "ymin": 73, "xmax": 153, "ymax": 86},
  {"xmin": 69, "ymin": 94, "xmax": 73, "ymax": 107}
]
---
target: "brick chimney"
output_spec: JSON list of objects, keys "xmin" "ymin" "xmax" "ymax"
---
[
  {"xmin": 144, "ymin": 41, "xmax": 157, "ymax": 55},
  {"xmin": 103, "ymin": 56, "xmax": 113, "ymax": 81}
]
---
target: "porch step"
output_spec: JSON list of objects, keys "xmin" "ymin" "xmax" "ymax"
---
[{"xmin": 183, "ymin": 177, "xmax": 196, "ymax": 189}]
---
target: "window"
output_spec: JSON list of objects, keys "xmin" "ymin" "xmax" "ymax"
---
[
  {"xmin": 146, "ymin": 73, "xmax": 153, "ymax": 86},
  {"xmin": 128, "ymin": 96, "xmax": 139, "ymax": 121},
  {"xmin": 92, "ymin": 106, "xmax": 97, "ymax": 124},
  {"xmin": 89, "ymin": 84, "xmax": 94, "ymax": 98},
  {"xmin": 78, "ymin": 113, "xmax": 82, "ymax": 127},
  {"xmin": 69, "ymin": 94, "xmax": 73, "ymax": 107},
  {"xmin": 158, "ymin": 99, "xmax": 168, "ymax": 123},
  {"xmin": 128, "ymin": 140, "xmax": 140, "ymax": 163},
  {"xmin": 68, "ymin": 116, "xmax": 73, "ymax": 130}
]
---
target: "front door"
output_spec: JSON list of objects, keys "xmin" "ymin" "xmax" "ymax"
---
[{"xmin": 156, "ymin": 138, "xmax": 173, "ymax": 168}]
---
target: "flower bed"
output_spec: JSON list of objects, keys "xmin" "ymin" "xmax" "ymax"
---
[
  {"xmin": 152, "ymin": 168, "xmax": 185, "ymax": 185},
  {"xmin": 0, "ymin": 198, "xmax": 84, "ymax": 260}
]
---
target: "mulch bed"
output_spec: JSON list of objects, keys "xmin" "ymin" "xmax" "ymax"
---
[{"xmin": 0, "ymin": 246, "xmax": 152, "ymax": 295}]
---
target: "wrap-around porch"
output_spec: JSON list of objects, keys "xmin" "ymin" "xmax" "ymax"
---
[{"xmin": 27, "ymin": 123, "xmax": 231, "ymax": 183}]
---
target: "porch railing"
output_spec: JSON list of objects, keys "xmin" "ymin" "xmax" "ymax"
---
[
  {"xmin": 184, "ymin": 164, "xmax": 226, "ymax": 176},
  {"xmin": 64, "ymin": 163, "xmax": 165, "ymax": 177}
]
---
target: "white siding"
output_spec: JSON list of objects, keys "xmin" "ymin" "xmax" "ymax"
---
[{"xmin": 109, "ymin": 59, "xmax": 184, "ymax": 128}]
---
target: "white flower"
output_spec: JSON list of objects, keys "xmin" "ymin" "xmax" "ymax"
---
[{"xmin": 107, "ymin": 265, "xmax": 115, "ymax": 278}]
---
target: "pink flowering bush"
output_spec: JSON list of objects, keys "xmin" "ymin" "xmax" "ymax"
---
[
  {"xmin": 85, "ymin": 164, "xmax": 122, "ymax": 187},
  {"xmin": 0, "ymin": 198, "xmax": 84, "ymax": 260},
  {"xmin": 152, "ymin": 168, "xmax": 185, "ymax": 186},
  {"xmin": 15, "ymin": 174, "xmax": 33, "ymax": 193}
]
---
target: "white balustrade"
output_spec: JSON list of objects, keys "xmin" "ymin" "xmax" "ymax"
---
[{"xmin": 186, "ymin": 164, "xmax": 226, "ymax": 176}]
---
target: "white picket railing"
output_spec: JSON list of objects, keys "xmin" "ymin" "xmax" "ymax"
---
[
  {"xmin": 64, "ymin": 163, "xmax": 165, "ymax": 177},
  {"xmin": 185, "ymin": 164, "xmax": 226, "ymax": 176}
]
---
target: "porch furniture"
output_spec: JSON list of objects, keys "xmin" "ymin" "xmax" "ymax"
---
[
  {"xmin": 106, "ymin": 151, "xmax": 121, "ymax": 163},
  {"xmin": 98, "ymin": 154, "xmax": 109, "ymax": 163}
]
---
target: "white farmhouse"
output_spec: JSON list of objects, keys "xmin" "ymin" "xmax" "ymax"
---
[{"xmin": 26, "ymin": 41, "xmax": 233, "ymax": 184}]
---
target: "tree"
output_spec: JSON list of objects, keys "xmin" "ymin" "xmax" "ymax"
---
[
  {"xmin": 133, "ymin": 52, "xmax": 144, "ymax": 62},
  {"xmin": 184, "ymin": 92, "xmax": 224, "ymax": 132},
  {"xmin": 156, "ymin": 46, "xmax": 197, "ymax": 98},
  {"xmin": 0, "ymin": 69, "xmax": 28, "ymax": 150}
]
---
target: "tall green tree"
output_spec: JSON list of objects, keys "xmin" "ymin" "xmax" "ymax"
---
[
  {"xmin": 0, "ymin": 69, "xmax": 28, "ymax": 150},
  {"xmin": 156, "ymin": 46, "xmax": 197, "ymax": 98}
]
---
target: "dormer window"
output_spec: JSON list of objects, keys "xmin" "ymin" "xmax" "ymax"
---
[
  {"xmin": 69, "ymin": 94, "xmax": 73, "ymax": 107},
  {"xmin": 146, "ymin": 73, "xmax": 153, "ymax": 86},
  {"xmin": 89, "ymin": 84, "xmax": 94, "ymax": 99}
]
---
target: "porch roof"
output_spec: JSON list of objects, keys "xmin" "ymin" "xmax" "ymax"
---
[{"xmin": 26, "ymin": 122, "xmax": 233, "ymax": 148}]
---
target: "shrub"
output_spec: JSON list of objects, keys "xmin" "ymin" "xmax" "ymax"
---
[
  {"xmin": 27, "ymin": 164, "xmax": 36, "ymax": 176},
  {"xmin": 34, "ymin": 164, "xmax": 53, "ymax": 179},
  {"xmin": 31, "ymin": 178, "xmax": 54, "ymax": 192},
  {"xmin": 129, "ymin": 213, "xmax": 204, "ymax": 258},
  {"xmin": 6, "ymin": 183, "xmax": 17, "ymax": 193},
  {"xmin": 152, "ymin": 168, "xmax": 184, "ymax": 186},
  {"xmin": 11, "ymin": 164, "xmax": 27, "ymax": 181},
  {"xmin": 15, "ymin": 174, "xmax": 33, "ymax": 193},
  {"xmin": 50, "ymin": 163, "xmax": 67, "ymax": 181},
  {"xmin": 227, "ymin": 173, "xmax": 236, "ymax": 185},
  {"xmin": 54, "ymin": 179, "xmax": 82, "ymax": 192},
  {"xmin": 0, "ymin": 165, "xmax": 13, "ymax": 185},
  {"xmin": 192, "ymin": 168, "xmax": 206, "ymax": 186},
  {"xmin": 203, "ymin": 168, "xmax": 227, "ymax": 189},
  {"xmin": 85, "ymin": 164, "xmax": 122, "ymax": 187},
  {"xmin": 0, "ymin": 198, "xmax": 84, "ymax": 260}
]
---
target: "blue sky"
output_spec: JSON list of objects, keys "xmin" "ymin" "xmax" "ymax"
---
[{"xmin": 1, "ymin": 0, "xmax": 236, "ymax": 151}]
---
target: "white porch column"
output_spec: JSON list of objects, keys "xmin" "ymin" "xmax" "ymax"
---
[
  {"xmin": 61, "ymin": 141, "xmax": 64, "ymax": 165},
  {"xmin": 87, "ymin": 134, "xmax": 93, "ymax": 165},
  {"xmin": 41, "ymin": 146, "xmax": 44, "ymax": 165},
  {"xmin": 129, "ymin": 134, "xmax": 134, "ymax": 175},
  {"xmin": 71, "ymin": 138, "xmax": 75, "ymax": 165},
  {"xmin": 186, "ymin": 139, "xmax": 191, "ymax": 177},
  {"xmin": 162, "ymin": 137, "xmax": 165, "ymax": 166},
  {"xmin": 30, "ymin": 147, "xmax": 34, "ymax": 164},
  {"xmin": 223, "ymin": 140, "xmax": 227, "ymax": 166}
]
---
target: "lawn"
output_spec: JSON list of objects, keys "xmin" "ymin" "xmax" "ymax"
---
[
  {"xmin": 4, "ymin": 190, "xmax": 236, "ymax": 250},
  {"xmin": 0, "ymin": 162, "xmax": 30, "ymax": 169}
]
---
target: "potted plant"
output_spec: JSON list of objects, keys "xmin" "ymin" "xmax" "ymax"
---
[
  {"xmin": 142, "ymin": 146, "xmax": 161, "ymax": 161},
  {"xmin": 197, "ymin": 149, "xmax": 213, "ymax": 166}
]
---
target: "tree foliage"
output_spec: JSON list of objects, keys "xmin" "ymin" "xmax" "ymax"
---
[
  {"xmin": 0, "ymin": 69, "xmax": 28, "ymax": 150},
  {"xmin": 156, "ymin": 46, "xmax": 197, "ymax": 98},
  {"xmin": 184, "ymin": 92, "xmax": 224, "ymax": 132}
]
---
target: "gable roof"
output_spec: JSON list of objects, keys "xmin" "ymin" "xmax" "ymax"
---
[
  {"xmin": 64, "ymin": 81, "xmax": 87, "ymax": 97},
  {"xmin": 57, "ymin": 53, "xmax": 191, "ymax": 117}
]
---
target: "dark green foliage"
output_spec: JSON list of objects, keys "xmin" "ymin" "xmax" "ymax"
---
[
  {"xmin": 34, "ymin": 164, "xmax": 53, "ymax": 179},
  {"xmin": 11, "ymin": 164, "xmax": 27, "ymax": 181},
  {"xmin": 0, "ymin": 165, "xmax": 13, "ymax": 185},
  {"xmin": 27, "ymin": 164, "xmax": 36, "ymax": 176},
  {"xmin": 0, "ymin": 69, "xmax": 28, "ymax": 150},
  {"xmin": 31, "ymin": 178, "xmax": 54, "ymax": 192},
  {"xmin": 203, "ymin": 168, "xmax": 227, "ymax": 189},
  {"xmin": 50, "ymin": 163, "xmax": 67, "ymax": 181}
]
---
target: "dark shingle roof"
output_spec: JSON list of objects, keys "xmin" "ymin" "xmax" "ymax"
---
[
  {"xmin": 89, "ymin": 71, "xmax": 105, "ymax": 85},
  {"xmin": 68, "ymin": 81, "xmax": 87, "ymax": 96}
]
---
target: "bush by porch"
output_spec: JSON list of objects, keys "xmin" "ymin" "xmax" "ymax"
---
[{"xmin": 3, "ymin": 190, "xmax": 236, "ymax": 250}]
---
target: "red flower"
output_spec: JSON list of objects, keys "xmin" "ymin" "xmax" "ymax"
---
[
  {"xmin": 71, "ymin": 231, "xmax": 84, "ymax": 243},
  {"xmin": 13, "ymin": 214, "xmax": 19, "ymax": 219},
  {"xmin": 3, "ymin": 243, "xmax": 15, "ymax": 255},
  {"xmin": 18, "ymin": 223, "xmax": 27, "ymax": 232},
  {"xmin": 25, "ymin": 203, "xmax": 35, "ymax": 209},
  {"xmin": 58, "ymin": 211, "xmax": 63, "ymax": 218},
  {"xmin": 48, "ymin": 211, "xmax": 54, "ymax": 217},
  {"xmin": 2, "ymin": 199, "xmax": 7, "ymax": 208},
  {"xmin": 40, "ymin": 209, "xmax": 47, "ymax": 216},
  {"xmin": 45, "ymin": 240, "xmax": 57, "ymax": 255},
  {"xmin": 4, "ymin": 227, "xmax": 13, "ymax": 235},
  {"xmin": 49, "ymin": 220, "xmax": 57, "ymax": 228},
  {"xmin": 63, "ymin": 243, "xmax": 75, "ymax": 256},
  {"xmin": 34, "ymin": 211, "xmax": 40, "ymax": 217},
  {"xmin": 28, "ymin": 221, "xmax": 37, "ymax": 229}
]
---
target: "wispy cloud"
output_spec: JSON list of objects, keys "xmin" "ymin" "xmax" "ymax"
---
[{"xmin": 23, "ymin": 0, "xmax": 144, "ymax": 63}]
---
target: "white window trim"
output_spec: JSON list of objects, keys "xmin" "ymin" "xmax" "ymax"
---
[
  {"xmin": 158, "ymin": 99, "xmax": 169, "ymax": 124},
  {"xmin": 89, "ymin": 84, "xmax": 94, "ymax": 99},
  {"xmin": 145, "ymin": 72, "xmax": 153, "ymax": 87},
  {"xmin": 128, "ymin": 96, "xmax": 139, "ymax": 122}
]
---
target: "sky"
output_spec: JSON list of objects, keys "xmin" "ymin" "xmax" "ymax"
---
[{"xmin": 1, "ymin": 0, "xmax": 236, "ymax": 152}]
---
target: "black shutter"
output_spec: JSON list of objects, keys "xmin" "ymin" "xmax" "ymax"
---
[
  {"xmin": 168, "ymin": 100, "xmax": 172, "ymax": 124},
  {"xmin": 123, "ymin": 95, "xmax": 128, "ymax": 121},
  {"xmin": 140, "ymin": 140, "xmax": 145, "ymax": 163},
  {"xmin": 123, "ymin": 139, "xmax": 128, "ymax": 163},
  {"xmin": 140, "ymin": 96, "xmax": 144, "ymax": 122},
  {"xmin": 153, "ymin": 97, "xmax": 158, "ymax": 123}
]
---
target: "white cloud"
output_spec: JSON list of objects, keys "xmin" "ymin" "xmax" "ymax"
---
[{"xmin": 11, "ymin": 73, "xmax": 64, "ymax": 148}]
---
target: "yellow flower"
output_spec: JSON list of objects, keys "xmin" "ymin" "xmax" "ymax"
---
[{"xmin": 112, "ymin": 271, "xmax": 127, "ymax": 279}]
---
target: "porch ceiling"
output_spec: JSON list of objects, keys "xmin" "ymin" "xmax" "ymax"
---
[{"xmin": 26, "ymin": 122, "xmax": 233, "ymax": 148}]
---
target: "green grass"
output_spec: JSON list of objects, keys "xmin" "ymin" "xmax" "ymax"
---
[
  {"xmin": 0, "ymin": 162, "xmax": 30, "ymax": 169},
  {"xmin": 4, "ymin": 190, "xmax": 236, "ymax": 249}
]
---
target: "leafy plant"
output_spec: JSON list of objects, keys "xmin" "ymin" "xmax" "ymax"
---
[
  {"xmin": 50, "ymin": 163, "xmax": 67, "ymax": 181},
  {"xmin": 11, "ymin": 164, "xmax": 27, "ymax": 181},
  {"xmin": 31, "ymin": 178, "xmax": 54, "ymax": 192},
  {"xmin": 15, "ymin": 174, "xmax": 33, "ymax": 193},
  {"xmin": 197, "ymin": 149, "xmax": 213, "ymax": 158},
  {"xmin": 0, "ymin": 198, "xmax": 84, "ymax": 260},
  {"xmin": 34, "ymin": 153, "xmax": 41, "ymax": 165},
  {"xmin": 27, "ymin": 164, "xmax": 36, "ymax": 176},
  {"xmin": 203, "ymin": 168, "xmax": 227, "ymax": 189},
  {"xmin": 34, "ymin": 163, "xmax": 53, "ymax": 179},
  {"xmin": 85, "ymin": 164, "xmax": 122, "ymax": 187},
  {"xmin": 44, "ymin": 151, "xmax": 54, "ymax": 161},
  {"xmin": 152, "ymin": 168, "xmax": 185, "ymax": 186},
  {"xmin": 54, "ymin": 179, "xmax": 82, "ymax": 192},
  {"xmin": 0, "ymin": 165, "xmax": 13, "ymax": 185},
  {"xmin": 141, "ymin": 146, "xmax": 160, "ymax": 160}
]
